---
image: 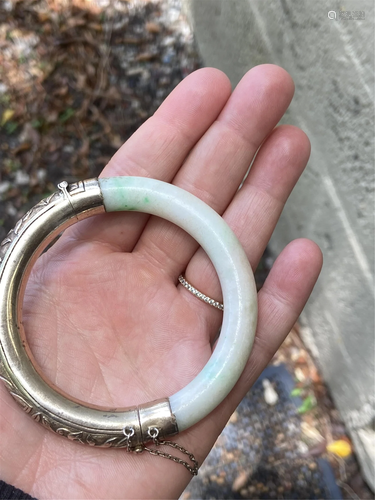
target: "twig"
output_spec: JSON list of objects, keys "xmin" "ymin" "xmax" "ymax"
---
[{"xmin": 93, "ymin": 4, "xmax": 114, "ymax": 98}]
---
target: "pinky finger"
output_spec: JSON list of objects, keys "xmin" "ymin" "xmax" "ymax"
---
[{"xmin": 232, "ymin": 237, "xmax": 323, "ymax": 404}]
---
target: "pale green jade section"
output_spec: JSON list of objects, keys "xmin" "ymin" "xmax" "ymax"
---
[{"xmin": 99, "ymin": 177, "xmax": 258, "ymax": 431}]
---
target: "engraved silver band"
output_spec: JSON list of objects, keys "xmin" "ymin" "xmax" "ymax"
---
[
  {"xmin": 178, "ymin": 275, "xmax": 224, "ymax": 311},
  {"xmin": 0, "ymin": 178, "xmax": 178, "ymax": 449}
]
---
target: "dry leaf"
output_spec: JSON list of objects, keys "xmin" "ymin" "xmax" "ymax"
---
[
  {"xmin": 146, "ymin": 22, "xmax": 161, "ymax": 33},
  {"xmin": 295, "ymin": 367, "xmax": 306, "ymax": 382},
  {"xmin": 136, "ymin": 52, "xmax": 155, "ymax": 62},
  {"xmin": 13, "ymin": 142, "xmax": 31, "ymax": 155},
  {"xmin": 89, "ymin": 23, "xmax": 103, "ymax": 32},
  {"xmin": 229, "ymin": 410, "xmax": 238, "ymax": 424},
  {"xmin": 306, "ymin": 441, "xmax": 328, "ymax": 457},
  {"xmin": 327, "ymin": 439, "xmax": 352, "ymax": 457},
  {"xmin": 1, "ymin": 109, "xmax": 14, "ymax": 126},
  {"xmin": 110, "ymin": 134, "xmax": 123, "ymax": 149},
  {"xmin": 37, "ymin": 12, "xmax": 50, "ymax": 22},
  {"xmin": 301, "ymin": 421, "xmax": 325, "ymax": 444}
]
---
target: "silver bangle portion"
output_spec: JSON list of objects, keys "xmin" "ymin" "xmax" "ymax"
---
[{"xmin": 0, "ymin": 178, "xmax": 178, "ymax": 448}]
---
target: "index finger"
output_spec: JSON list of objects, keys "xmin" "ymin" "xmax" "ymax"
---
[
  {"xmin": 67, "ymin": 69, "xmax": 232, "ymax": 251},
  {"xmin": 102, "ymin": 68, "xmax": 232, "ymax": 179}
]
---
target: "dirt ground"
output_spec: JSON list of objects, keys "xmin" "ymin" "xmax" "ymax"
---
[
  {"xmin": 0, "ymin": 0, "xmax": 199, "ymax": 241},
  {"xmin": 270, "ymin": 323, "xmax": 373, "ymax": 500},
  {"xmin": 0, "ymin": 1, "xmax": 373, "ymax": 498}
]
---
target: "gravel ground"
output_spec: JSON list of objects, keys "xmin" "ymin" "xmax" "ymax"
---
[
  {"xmin": 183, "ymin": 365, "xmax": 338, "ymax": 500},
  {"xmin": 182, "ymin": 342, "xmax": 373, "ymax": 500}
]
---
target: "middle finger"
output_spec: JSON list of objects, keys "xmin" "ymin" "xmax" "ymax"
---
[{"xmin": 134, "ymin": 65, "xmax": 294, "ymax": 276}]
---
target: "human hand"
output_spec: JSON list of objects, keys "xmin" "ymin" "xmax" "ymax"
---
[{"xmin": 0, "ymin": 65, "xmax": 322, "ymax": 499}]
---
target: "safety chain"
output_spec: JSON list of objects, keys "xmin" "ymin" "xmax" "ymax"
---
[{"xmin": 123, "ymin": 426, "xmax": 199, "ymax": 476}]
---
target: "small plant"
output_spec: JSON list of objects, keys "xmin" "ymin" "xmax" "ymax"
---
[
  {"xmin": 297, "ymin": 394, "xmax": 316, "ymax": 414},
  {"xmin": 59, "ymin": 108, "xmax": 75, "ymax": 123}
]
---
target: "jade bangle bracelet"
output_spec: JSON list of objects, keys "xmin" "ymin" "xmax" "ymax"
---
[{"xmin": 0, "ymin": 177, "xmax": 257, "ymax": 449}]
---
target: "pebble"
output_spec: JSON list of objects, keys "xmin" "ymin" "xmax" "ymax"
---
[
  {"xmin": 232, "ymin": 471, "xmax": 248, "ymax": 492},
  {"xmin": 297, "ymin": 440, "xmax": 309, "ymax": 455},
  {"xmin": 263, "ymin": 379, "xmax": 279, "ymax": 405},
  {"xmin": 161, "ymin": 35, "xmax": 175, "ymax": 46},
  {"xmin": 6, "ymin": 204, "xmax": 17, "ymax": 217},
  {"xmin": 0, "ymin": 181, "xmax": 11, "ymax": 195},
  {"xmin": 2, "ymin": 0, "xmax": 12, "ymax": 12},
  {"xmin": 36, "ymin": 169, "xmax": 47, "ymax": 183},
  {"xmin": 15, "ymin": 170, "xmax": 30, "ymax": 186}
]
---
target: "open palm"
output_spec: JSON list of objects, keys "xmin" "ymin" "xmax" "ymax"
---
[{"xmin": 0, "ymin": 66, "xmax": 322, "ymax": 499}]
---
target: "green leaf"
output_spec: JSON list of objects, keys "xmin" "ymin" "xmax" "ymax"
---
[
  {"xmin": 31, "ymin": 118, "xmax": 43, "ymax": 129},
  {"xmin": 291, "ymin": 387, "xmax": 303, "ymax": 397},
  {"xmin": 4, "ymin": 121, "xmax": 18, "ymax": 134},
  {"xmin": 297, "ymin": 395, "xmax": 316, "ymax": 414}
]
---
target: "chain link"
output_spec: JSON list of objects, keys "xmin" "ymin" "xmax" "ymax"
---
[
  {"xmin": 144, "ymin": 438, "xmax": 199, "ymax": 476},
  {"xmin": 122, "ymin": 426, "xmax": 199, "ymax": 476},
  {"xmin": 123, "ymin": 426, "xmax": 135, "ymax": 452}
]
